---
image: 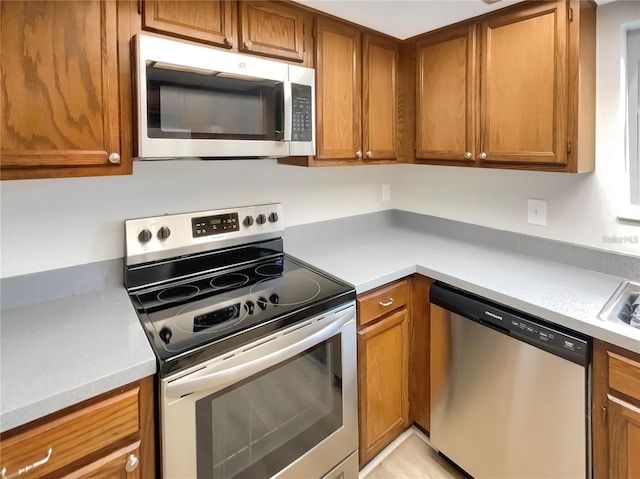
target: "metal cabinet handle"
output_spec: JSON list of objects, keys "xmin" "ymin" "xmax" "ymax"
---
[
  {"xmin": 125, "ymin": 454, "xmax": 139, "ymax": 473},
  {"xmin": 379, "ymin": 298, "xmax": 395, "ymax": 307},
  {"xmin": 464, "ymin": 151, "xmax": 472, "ymax": 159},
  {"xmin": 224, "ymin": 37, "xmax": 233, "ymax": 47},
  {"xmin": 365, "ymin": 151, "xmax": 372, "ymax": 158},
  {"xmin": 479, "ymin": 152, "xmax": 487, "ymax": 160},
  {"xmin": 355, "ymin": 150, "xmax": 363, "ymax": 158},
  {"xmin": 244, "ymin": 40, "xmax": 253, "ymax": 50},
  {"xmin": 108, "ymin": 152, "xmax": 121, "ymax": 164},
  {"xmin": 1, "ymin": 448, "xmax": 53, "ymax": 479}
]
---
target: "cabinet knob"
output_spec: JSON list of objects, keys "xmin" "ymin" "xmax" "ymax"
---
[
  {"xmin": 224, "ymin": 37, "xmax": 233, "ymax": 47},
  {"xmin": 479, "ymin": 152, "xmax": 487, "ymax": 160},
  {"xmin": 366, "ymin": 151, "xmax": 372, "ymax": 158},
  {"xmin": 465, "ymin": 151, "xmax": 472, "ymax": 159},
  {"xmin": 125, "ymin": 454, "xmax": 139, "ymax": 473},
  {"xmin": 244, "ymin": 40, "xmax": 253, "ymax": 50},
  {"xmin": 355, "ymin": 150, "xmax": 363, "ymax": 158},
  {"xmin": 108, "ymin": 152, "xmax": 121, "ymax": 164}
]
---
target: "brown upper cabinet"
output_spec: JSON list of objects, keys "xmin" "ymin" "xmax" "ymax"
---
[
  {"xmin": 0, "ymin": 0, "xmax": 132, "ymax": 180},
  {"xmin": 417, "ymin": 25, "xmax": 477, "ymax": 163},
  {"xmin": 416, "ymin": 0, "xmax": 595, "ymax": 172},
  {"xmin": 141, "ymin": 0, "xmax": 310, "ymax": 64},
  {"xmin": 142, "ymin": 0, "xmax": 236, "ymax": 49},
  {"xmin": 312, "ymin": 18, "xmax": 399, "ymax": 165}
]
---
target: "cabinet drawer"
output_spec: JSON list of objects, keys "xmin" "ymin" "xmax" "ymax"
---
[
  {"xmin": 608, "ymin": 351, "xmax": 640, "ymax": 400},
  {"xmin": 0, "ymin": 387, "xmax": 140, "ymax": 478},
  {"xmin": 357, "ymin": 279, "xmax": 409, "ymax": 326}
]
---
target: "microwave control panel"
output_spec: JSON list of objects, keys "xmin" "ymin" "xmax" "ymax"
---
[
  {"xmin": 192, "ymin": 213, "xmax": 239, "ymax": 237},
  {"xmin": 291, "ymin": 84, "xmax": 312, "ymax": 142}
]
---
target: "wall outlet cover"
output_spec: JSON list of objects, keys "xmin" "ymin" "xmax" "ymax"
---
[
  {"xmin": 527, "ymin": 199, "xmax": 547, "ymax": 226},
  {"xmin": 382, "ymin": 184, "xmax": 391, "ymax": 202}
]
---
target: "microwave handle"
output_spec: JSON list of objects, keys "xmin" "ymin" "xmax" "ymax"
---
[
  {"xmin": 165, "ymin": 311, "xmax": 350, "ymax": 399},
  {"xmin": 275, "ymin": 82, "xmax": 285, "ymax": 141},
  {"xmin": 283, "ymin": 81, "xmax": 292, "ymax": 142}
]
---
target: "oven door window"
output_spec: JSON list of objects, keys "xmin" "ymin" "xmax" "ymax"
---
[
  {"xmin": 195, "ymin": 335, "xmax": 343, "ymax": 479},
  {"xmin": 146, "ymin": 64, "xmax": 284, "ymax": 141}
]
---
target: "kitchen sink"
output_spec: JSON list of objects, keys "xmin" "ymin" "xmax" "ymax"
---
[{"xmin": 599, "ymin": 281, "xmax": 640, "ymax": 328}]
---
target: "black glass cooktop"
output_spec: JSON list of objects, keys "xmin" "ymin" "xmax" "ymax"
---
[{"xmin": 129, "ymin": 254, "xmax": 355, "ymax": 376}]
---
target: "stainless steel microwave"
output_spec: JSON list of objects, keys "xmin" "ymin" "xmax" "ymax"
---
[{"xmin": 134, "ymin": 34, "xmax": 315, "ymax": 159}]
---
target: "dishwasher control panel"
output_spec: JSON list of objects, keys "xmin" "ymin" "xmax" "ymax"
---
[{"xmin": 431, "ymin": 282, "xmax": 590, "ymax": 366}]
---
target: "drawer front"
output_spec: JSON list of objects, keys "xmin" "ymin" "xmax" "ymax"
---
[
  {"xmin": 609, "ymin": 351, "xmax": 640, "ymax": 401},
  {"xmin": 0, "ymin": 387, "xmax": 140, "ymax": 478},
  {"xmin": 357, "ymin": 279, "xmax": 409, "ymax": 326}
]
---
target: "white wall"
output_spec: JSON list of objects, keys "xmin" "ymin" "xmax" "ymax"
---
[
  {"xmin": 0, "ymin": 161, "xmax": 396, "ymax": 278},
  {"xmin": 391, "ymin": 0, "xmax": 640, "ymax": 258},
  {"xmin": 1, "ymin": 1, "xmax": 638, "ymax": 279}
]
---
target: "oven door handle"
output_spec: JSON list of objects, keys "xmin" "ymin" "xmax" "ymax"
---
[{"xmin": 165, "ymin": 311, "xmax": 351, "ymax": 399}]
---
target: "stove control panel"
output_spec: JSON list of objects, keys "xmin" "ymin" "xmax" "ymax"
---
[
  {"xmin": 192, "ymin": 212, "xmax": 239, "ymax": 237},
  {"xmin": 125, "ymin": 203, "xmax": 284, "ymax": 266}
]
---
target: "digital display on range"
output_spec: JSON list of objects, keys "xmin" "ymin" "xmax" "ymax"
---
[{"xmin": 192, "ymin": 212, "xmax": 239, "ymax": 237}]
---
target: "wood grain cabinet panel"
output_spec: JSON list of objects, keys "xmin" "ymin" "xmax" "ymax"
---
[
  {"xmin": 357, "ymin": 279, "xmax": 409, "ymax": 327},
  {"xmin": 358, "ymin": 308, "xmax": 409, "ymax": 466},
  {"xmin": 593, "ymin": 340, "xmax": 640, "ymax": 479},
  {"xmin": 309, "ymin": 20, "xmax": 400, "ymax": 166},
  {"xmin": 409, "ymin": 275, "xmax": 433, "ymax": 432},
  {"xmin": 315, "ymin": 19, "xmax": 362, "ymax": 162},
  {"xmin": 238, "ymin": 1, "xmax": 306, "ymax": 62},
  {"xmin": 417, "ymin": 25, "xmax": 476, "ymax": 162},
  {"xmin": 363, "ymin": 34, "xmax": 398, "ymax": 160},
  {"xmin": 414, "ymin": 0, "xmax": 595, "ymax": 172},
  {"xmin": 142, "ymin": 0, "xmax": 235, "ymax": 48},
  {"xmin": 0, "ymin": 0, "xmax": 131, "ymax": 180},
  {"xmin": 0, "ymin": 378, "xmax": 154, "ymax": 479},
  {"xmin": 480, "ymin": 2, "xmax": 566, "ymax": 165}
]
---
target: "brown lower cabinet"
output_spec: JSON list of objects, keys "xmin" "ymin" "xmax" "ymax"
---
[
  {"xmin": 593, "ymin": 340, "xmax": 640, "ymax": 479},
  {"xmin": 0, "ymin": 377, "xmax": 154, "ymax": 479},
  {"xmin": 357, "ymin": 276, "xmax": 433, "ymax": 466}
]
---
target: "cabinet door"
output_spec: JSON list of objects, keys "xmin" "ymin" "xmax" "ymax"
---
[
  {"xmin": 607, "ymin": 396, "xmax": 640, "ymax": 479},
  {"xmin": 315, "ymin": 19, "xmax": 362, "ymax": 161},
  {"xmin": 238, "ymin": 1, "xmax": 306, "ymax": 62},
  {"xmin": 63, "ymin": 442, "xmax": 141, "ymax": 479},
  {"xmin": 417, "ymin": 25, "xmax": 476, "ymax": 162},
  {"xmin": 358, "ymin": 308, "xmax": 409, "ymax": 465},
  {"xmin": 142, "ymin": 0, "xmax": 235, "ymax": 48},
  {"xmin": 362, "ymin": 34, "xmax": 398, "ymax": 160},
  {"xmin": 0, "ymin": 0, "xmax": 129, "ymax": 180},
  {"xmin": 479, "ymin": 1, "xmax": 567, "ymax": 165}
]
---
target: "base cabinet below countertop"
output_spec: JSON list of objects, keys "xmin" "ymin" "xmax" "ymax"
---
[
  {"xmin": 0, "ymin": 377, "xmax": 154, "ymax": 479},
  {"xmin": 593, "ymin": 340, "xmax": 640, "ymax": 479}
]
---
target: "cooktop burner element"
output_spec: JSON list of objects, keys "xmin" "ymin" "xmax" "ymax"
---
[
  {"xmin": 124, "ymin": 203, "xmax": 355, "ymax": 376},
  {"xmin": 157, "ymin": 285, "xmax": 200, "ymax": 303}
]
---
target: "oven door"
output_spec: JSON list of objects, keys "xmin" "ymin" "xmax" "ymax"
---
[{"xmin": 161, "ymin": 303, "xmax": 358, "ymax": 479}]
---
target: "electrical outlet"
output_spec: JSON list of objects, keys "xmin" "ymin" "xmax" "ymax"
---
[
  {"xmin": 527, "ymin": 199, "xmax": 547, "ymax": 226},
  {"xmin": 382, "ymin": 184, "xmax": 391, "ymax": 202}
]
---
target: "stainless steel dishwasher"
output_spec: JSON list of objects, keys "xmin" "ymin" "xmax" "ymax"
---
[{"xmin": 430, "ymin": 282, "xmax": 591, "ymax": 479}]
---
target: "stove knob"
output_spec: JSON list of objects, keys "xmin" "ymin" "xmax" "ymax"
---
[
  {"xmin": 256, "ymin": 214, "xmax": 267, "ymax": 225},
  {"xmin": 257, "ymin": 296, "xmax": 268, "ymax": 310},
  {"xmin": 138, "ymin": 229, "xmax": 152, "ymax": 243},
  {"xmin": 268, "ymin": 212, "xmax": 279, "ymax": 223},
  {"xmin": 245, "ymin": 301, "xmax": 255, "ymax": 315},
  {"xmin": 159, "ymin": 327, "xmax": 172, "ymax": 344},
  {"xmin": 244, "ymin": 215, "xmax": 254, "ymax": 227},
  {"xmin": 157, "ymin": 226, "xmax": 171, "ymax": 240},
  {"xmin": 269, "ymin": 293, "xmax": 280, "ymax": 305}
]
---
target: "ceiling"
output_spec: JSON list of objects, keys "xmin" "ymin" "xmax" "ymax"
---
[{"xmin": 294, "ymin": 0, "xmax": 615, "ymax": 40}]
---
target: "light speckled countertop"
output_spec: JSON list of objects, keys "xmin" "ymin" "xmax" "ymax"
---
[
  {"xmin": 1, "ymin": 210, "xmax": 638, "ymax": 434},
  {"xmin": 284, "ymin": 211, "xmax": 640, "ymax": 354},
  {"xmin": 0, "ymin": 286, "xmax": 156, "ymax": 433}
]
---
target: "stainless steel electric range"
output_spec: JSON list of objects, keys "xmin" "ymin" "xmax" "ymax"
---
[{"xmin": 124, "ymin": 204, "xmax": 358, "ymax": 479}]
